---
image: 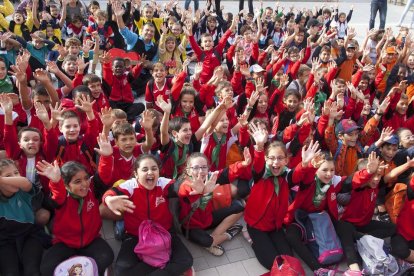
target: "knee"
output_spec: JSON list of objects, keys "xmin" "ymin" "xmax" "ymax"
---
[
  {"xmin": 285, "ymin": 225, "xmax": 302, "ymax": 243},
  {"xmin": 114, "ymin": 259, "xmax": 133, "ymax": 276},
  {"xmin": 95, "ymin": 250, "xmax": 115, "ymax": 270},
  {"xmin": 391, "ymin": 235, "xmax": 411, "ymax": 259},
  {"xmin": 35, "ymin": 208, "xmax": 51, "ymax": 226}
]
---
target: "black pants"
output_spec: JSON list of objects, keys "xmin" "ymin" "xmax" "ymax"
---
[
  {"xmin": 335, "ymin": 220, "xmax": 396, "ymax": 266},
  {"xmin": 286, "ymin": 223, "xmax": 322, "ymax": 271},
  {"xmin": 0, "ymin": 236, "xmax": 43, "ymax": 276},
  {"xmin": 109, "ymin": 100, "xmax": 145, "ymax": 122},
  {"xmin": 40, "ymin": 237, "xmax": 114, "ymax": 276},
  {"xmin": 184, "ymin": 200, "xmax": 244, "ymax": 248},
  {"xmin": 247, "ymin": 225, "xmax": 293, "ymax": 270},
  {"xmin": 115, "ymin": 232, "xmax": 193, "ymax": 276},
  {"xmin": 239, "ymin": 0, "xmax": 253, "ymax": 14},
  {"xmin": 391, "ymin": 234, "xmax": 414, "ymax": 259}
]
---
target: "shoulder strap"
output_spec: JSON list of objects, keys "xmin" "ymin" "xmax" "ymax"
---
[
  {"xmin": 333, "ymin": 140, "xmax": 343, "ymax": 161},
  {"xmin": 80, "ymin": 142, "xmax": 97, "ymax": 170},
  {"xmin": 56, "ymin": 136, "xmax": 67, "ymax": 164}
]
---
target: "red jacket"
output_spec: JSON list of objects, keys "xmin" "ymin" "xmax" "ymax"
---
[
  {"xmin": 50, "ymin": 179, "xmax": 102, "ymax": 248},
  {"xmin": 244, "ymin": 150, "xmax": 303, "ymax": 231},
  {"xmin": 102, "ymin": 62, "xmax": 142, "ymax": 103},
  {"xmin": 103, "ymin": 177, "xmax": 174, "ymax": 234},
  {"xmin": 340, "ymin": 170, "xmax": 377, "ymax": 226},
  {"xmin": 396, "ymin": 178, "xmax": 414, "ymax": 241},
  {"xmin": 178, "ymin": 161, "xmax": 250, "ymax": 229}
]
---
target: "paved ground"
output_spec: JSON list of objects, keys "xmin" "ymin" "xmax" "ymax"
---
[{"xmin": 87, "ymin": 0, "xmax": 407, "ymax": 275}]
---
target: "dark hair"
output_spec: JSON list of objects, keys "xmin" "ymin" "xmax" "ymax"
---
[
  {"xmin": 284, "ymin": 89, "xmax": 301, "ymax": 101},
  {"xmin": 60, "ymin": 110, "xmax": 80, "ymax": 124},
  {"xmin": 112, "ymin": 57, "xmax": 125, "ymax": 65},
  {"xmin": 266, "ymin": 141, "xmax": 288, "ymax": 157},
  {"xmin": 88, "ymin": 0, "xmax": 100, "ymax": 9},
  {"xmin": 180, "ymin": 85, "xmax": 196, "ymax": 101},
  {"xmin": 32, "ymin": 83, "xmax": 50, "ymax": 98},
  {"xmin": 133, "ymin": 154, "xmax": 160, "ymax": 173},
  {"xmin": 83, "ymin": 74, "xmax": 101, "ymax": 86},
  {"xmin": 169, "ymin": 117, "xmax": 190, "ymax": 133},
  {"xmin": 320, "ymin": 45, "xmax": 331, "ymax": 54},
  {"xmin": 18, "ymin": 127, "xmax": 43, "ymax": 142},
  {"xmin": 240, "ymin": 25, "xmax": 253, "ymax": 35},
  {"xmin": 113, "ymin": 123, "xmax": 136, "ymax": 140},
  {"xmin": 72, "ymin": 85, "xmax": 92, "ymax": 98},
  {"xmin": 361, "ymin": 73, "xmax": 371, "ymax": 82},
  {"xmin": 61, "ymin": 161, "xmax": 88, "ymax": 186}
]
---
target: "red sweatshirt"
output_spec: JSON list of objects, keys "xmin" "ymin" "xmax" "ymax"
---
[{"xmin": 396, "ymin": 178, "xmax": 414, "ymax": 240}]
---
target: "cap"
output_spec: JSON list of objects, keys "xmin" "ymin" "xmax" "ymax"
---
[
  {"xmin": 249, "ymin": 64, "xmax": 265, "ymax": 73},
  {"xmin": 386, "ymin": 46, "xmax": 397, "ymax": 54},
  {"xmin": 330, "ymin": 21, "xmax": 338, "ymax": 28},
  {"xmin": 335, "ymin": 119, "xmax": 362, "ymax": 135},
  {"xmin": 346, "ymin": 43, "xmax": 356, "ymax": 49},
  {"xmin": 384, "ymin": 134, "xmax": 399, "ymax": 145},
  {"xmin": 307, "ymin": 18, "xmax": 322, "ymax": 28}
]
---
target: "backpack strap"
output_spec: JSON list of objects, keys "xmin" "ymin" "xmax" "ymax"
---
[
  {"xmin": 80, "ymin": 142, "xmax": 97, "ymax": 170},
  {"xmin": 56, "ymin": 136, "xmax": 67, "ymax": 164},
  {"xmin": 333, "ymin": 140, "xmax": 343, "ymax": 161}
]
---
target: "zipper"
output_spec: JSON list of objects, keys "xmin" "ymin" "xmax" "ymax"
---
[
  {"xmin": 252, "ymin": 183, "xmax": 275, "ymax": 227},
  {"xmin": 147, "ymin": 190, "xmax": 150, "ymax": 219},
  {"xmin": 79, "ymin": 211, "xmax": 84, "ymax": 248}
]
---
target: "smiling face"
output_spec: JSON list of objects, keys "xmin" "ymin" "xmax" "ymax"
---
[
  {"xmin": 143, "ymin": 6, "xmax": 154, "ymax": 19},
  {"xmin": 112, "ymin": 60, "xmax": 126, "ymax": 76},
  {"xmin": 319, "ymin": 50, "xmax": 330, "ymax": 63},
  {"xmin": 67, "ymin": 170, "xmax": 90, "ymax": 198},
  {"xmin": 0, "ymin": 60, "xmax": 7, "ymax": 80},
  {"xmin": 87, "ymin": 81, "xmax": 103, "ymax": 99},
  {"xmin": 19, "ymin": 131, "xmax": 41, "ymax": 158},
  {"xmin": 396, "ymin": 98, "xmax": 408, "ymax": 115},
  {"xmin": 266, "ymin": 147, "xmax": 288, "ymax": 176},
  {"xmin": 284, "ymin": 94, "xmax": 300, "ymax": 112},
  {"xmin": 115, "ymin": 134, "xmax": 137, "ymax": 156},
  {"xmin": 215, "ymin": 114, "xmax": 229, "ymax": 134},
  {"xmin": 172, "ymin": 122, "xmax": 192, "ymax": 145},
  {"xmin": 152, "ymin": 64, "xmax": 167, "ymax": 84},
  {"xmin": 14, "ymin": 12, "xmax": 24, "ymax": 24},
  {"xmin": 165, "ymin": 39, "xmax": 176, "ymax": 52},
  {"xmin": 257, "ymin": 94, "xmax": 268, "ymax": 114},
  {"xmin": 63, "ymin": 60, "xmax": 78, "ymax": 77},
  {"xmin": 136, "ymin": 158, "xmax": 159, "ymax": 190},
  {"xmin": 201, "ymin": 35, "xmax": 214, "ymax": 51},
  {"xmin": 95, "ymin": 15, "xmax": 106, "ymax": 27},
  {"xmin": 316, "ymin": 160, "xmax": 335, "ymax": 184},
  {"xmin": 380, "ymin": 144, "xmax": 398, "ymax": 162},
  {"xmin": 188, "ymin": 156, "xmax": 209, "ymax": 181},
  {"xmin": 342, "ymin": 130, "xmax": 359, "ymax": 147},
  {"xmin": 142, "ymin": 24, "xmax": 155, "ymax": 41},
  {"xmin": 60, "ymin": 117, "xmax": 80, "ymax": 142},
  {"xmin": 180, "ymin": 94, "xmax": 195, "ymax": 114},
  {"xmin": 399, "ymin": 129, "xmax": 414, "ymax": 148}
]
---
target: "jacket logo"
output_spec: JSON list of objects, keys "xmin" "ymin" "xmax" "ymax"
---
[
  {"xmin": 155, "ymin": 196, "xmax": 166, "ymax": 207},
  {"xmin": 87, "ymin": 199, "xmax": 94, "ymax": 212}
]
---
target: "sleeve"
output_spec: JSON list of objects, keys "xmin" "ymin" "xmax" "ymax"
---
[
  {"xmin": 252, "ymin": 149, "xmax": 265, "ymax": 180},
  {"xmin": 351, "ymin": 169, "xmax": 373, "ymax": 189},
  {"xmin": 291, "ymin": 162, "xmax": 318, "ymax": 185},
  {"xmin": 49, "ymin": 179, "xmax": 67, "ymax": 206},
  {"xmin": 98, "ymin": 155, "xmax": 114, "ymax": 185},
  {"xmin": 325, "ymin": 125, "xmax": 339, "ymax": 155},
  {"xmin": 188, "ymin": 35, "xmax": 203, "ymax": 60},
  {"xmin": 171, "ymin": 71, "xmax": 187, "ymax": 102},
  {"xmin": 216, "ymin": 29, "xmax": 232, "ymax": 54},
  {"xmin": 72, "ymin": 72, "xmax": 83, "ymax": 88},
  {"xmin": 84, "ymin": 117, "xmax": 99, "ymax": 151},
  {"xmin": 131, "ymin": 62, "xmax": 143, "ymax": 78},
  {"xmin": 102, "ymin": 62, "xmax": 113, "ymax": 86},
  {"xmin": 42, "ymin": 127, "xmax": 59, "ymax": 162},
  {"xmin": 119, "ymin": 27, "xmax": 138, "ymax": 51},
  {"xmin": 4, "ymin": 124, "xmax": 21, "ymax": 160}
]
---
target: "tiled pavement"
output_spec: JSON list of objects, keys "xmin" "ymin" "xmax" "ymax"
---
[{"xmin": 100, "ymin": 218, "xmax": 349, "ymax": 275}]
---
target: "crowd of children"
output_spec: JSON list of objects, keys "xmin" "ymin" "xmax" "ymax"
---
[{"xmin": 1, "ymin": 0, "xmax": 414, "ymax": 275}]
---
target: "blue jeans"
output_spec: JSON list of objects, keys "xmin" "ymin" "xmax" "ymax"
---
[
  {"xmin": 398, "ymin": 0, "xmax": 414, "ymax": 25},
  {"xmin": 184, "ymin": 0, "xmax": 199, "ymax": 11},
  {"xmin": 370, "ymin": 0, "xmax": 387, "ymax": 29}
]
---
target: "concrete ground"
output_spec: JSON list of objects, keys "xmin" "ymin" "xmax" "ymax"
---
[{"xmin": 87, "ymin": 0, "xmax": 406, "ymax": 275}]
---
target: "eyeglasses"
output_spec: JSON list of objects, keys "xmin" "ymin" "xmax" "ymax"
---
[
  {"xmin": 266, "ymin": 156, "xmax": 286, "ymax": 162},
  {"xmin": 190, "ymin": 166, "xmax": 209, "ymax": 172}
]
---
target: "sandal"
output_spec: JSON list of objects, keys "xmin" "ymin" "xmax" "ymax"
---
[{"xmin": 205, "ymin": 245, "xmax": 225, "ymax": 256}]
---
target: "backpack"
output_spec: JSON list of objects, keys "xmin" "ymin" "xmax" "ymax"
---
[
  {"xmin": 356, "ymin": 235, "xmax": 399, "ymax": 276},
  {"xmin": 134, "ymin": 219, "xmax": 172, "ymax": 269},
  {"xmin": 385, "ymin": 183, "xmax": 407, "ymax": 224},
  {"xmin": 56, "ymin": 136, "xmax": 97, "ymax": 170},
  {"xmin": 270, "ymin": 255, "xmax": 306, "ymax": 276},
  {"xmin": 54, "ymin": 256, "xmax": 99, "ymax": 276},
  {"xmin": 295, "ymin": 210, "xmax": 343, "ymax": 265}
]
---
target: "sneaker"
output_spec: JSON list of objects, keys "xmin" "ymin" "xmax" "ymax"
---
[
  {"xmin": 182, "ymin": 266, "xmax": 195, "ymax": 276},
  {"xmin": 378, "ymin": 213, "xmax": 391, "ymax": 223},
  {"xmin": 226, "ymin": 223, "xmax": 243, "ymax": 240},
  {"xmin": 205, "ymin": 245, "xmax": 225, "ymax": 256},
  {"xmin": 343, "ymin": 269, "xmax": 362, "ymax": 276},
  {"xmin": 314, "ymin": 268, "xmax": 336, "ymax": 276}
]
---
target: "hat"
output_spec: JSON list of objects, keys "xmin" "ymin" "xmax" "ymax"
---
[
  {"xmin": 384, "ymin": 134, "xmax": 399, "ymax": 145},
  {"xmin": 335, "ymin": 119, "xmax": 362, "ymax": 135},
  {"xmin": 249, "ymin": 64, "xmax": 265, "ymax": 73},
  {"xmin": 386, "ymin": 46, "xmax": 397, "ymax": 54},
  {"xmin": 330, "ymin": 21, "xmax": 338, "ymax": 28},
  {"xmin": 346, "ymin": 43, "xmax": 356, "ymax": 49},
  {"xmin": 307, "ymin": 18, "xmax": 322, "ymax": 28}
]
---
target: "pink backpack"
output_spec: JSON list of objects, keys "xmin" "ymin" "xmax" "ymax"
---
[{"xmin": 134, "ymin": 220, "xmax": 172, "ymax": 269}]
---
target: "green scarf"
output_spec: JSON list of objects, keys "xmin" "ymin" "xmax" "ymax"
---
[
  {"xmin": 263, "ymin": 164, "xmax": 287, "ymax": 195},
  {"xmin": 314, "ymin": 91, "xmax": 327, "ymax": 116},
  {"xmin": 67, "ymin": 189, "xmax": 84, "ymax": 214},
  {"xmin": 198, "ymin": 193, "xmax": 213, "ymax": 210},
  {"xmin": 172, "ymin": 141, "xmax": 188, "ymax": 179},
  {"xmin": 211, "ymin": 133, "xmax": 226, "ymax": 168},
  {"xmin": 181, "ymin": 109, "xmax": 190, "ymax": 118},
  {"xmin": 313, "ymin": 176, "xmax": 331, "ymax": 208},
  {"xmin": 271, "ymin": 79, "xmax": 280, "ymax": 88},
  {"xmin": 0, "ymin": 76, "xmax": 14, "ymax": 94}
]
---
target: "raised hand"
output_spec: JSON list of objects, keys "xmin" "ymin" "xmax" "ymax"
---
[
  {"xmin": 241, "ymin": 147, "xmax": 252, "ymax": 167},
  {"xmin": 46, "ymin": 61, "xmax": 60, "ymax": 74},
  {"xmin": 9, "ymin": 64, "xmax": 27, "ymax": 84},
  {"xmin": 33, "ymin": 68, "xmax": 50, "ymax": 83},
  {"xmin": 36, "ymin": 160, "xmax": 61, "ymax": 183},
  {"xmin": 248, "ymin": 122, "xmax": 268, "ymax": 147},
  {"xmin": 379, "ymin": 126, "xmax": 394, "ymax": 143},
  {"xmin": 99, "ymin": 51, "xmax": 112, "ymax": 64},
  {"xmin": 366, "ymin": 152, "xmax": 380, "ymax": 174},
  {"xmin": 0, "ymin": 94, "xmax": 13, "ymax": 113},
  {"xmin": 94, "ymin": 132, "xmax": 113, "ymax": 156},
  {"xmin": 140, "ymin": 109, "xmax": 155, "ymax": 130},
  {"xmin": 377, "ymin": 96, "xmax": 390, "ymax": 115},
  {"xmin": 76, "ymin": 56, "xmax": 89, "ymax": 74},
  {"xmin": 302, "ymin": 140, "xmax": 320, "ymax": 166},
  {"xmin": 202, "ymin": 171, "xmax": 219, "ymax": 194},
  {"xmin": 34, "ymin": 101, "xmax": 50, "ymax": 123},
  {"xmin": 99, "ymin": 107, "xmax": 114, "ymax": 128},
  {"xmin": 51, "ymin": 102, "xmax": 64, "ymax": 122},
  {"xmin": 156, "ymin": 95, "xmax": 172, "ymax": 113},
  {"xmin": 105, "ymin": 195, "xmax": 136, "ymax": 216},
  {"xmin": 75, "ymin": 94, "xmax": 95, "ymax": 114},
  {"xmin": 247, "ymin": 89, "xmax": 260, "ymax": 108}
]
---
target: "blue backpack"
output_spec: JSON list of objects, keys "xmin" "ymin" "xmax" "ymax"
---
[{"xmin": 295, "ymin": 210, "xmax": 343, "ymax": 265}]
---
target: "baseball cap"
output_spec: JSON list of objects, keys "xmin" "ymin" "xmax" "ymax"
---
[
  {"xmin": 335, "ymin": 119, "xmax": 362, "ymax": 135},
  {"xmin": 384, "ymin": 134, "xmax": 399, "ymax": 145},
  {"xmin": 307, "ymin": 18, "xmax": 322, "ymax": 28},
  {"xmin": 346, "ymin": 43, "xmax": 356, "ymax": 49},
  {"xmin": 249, "ymin": 64, "xmax": 265, "ymax": 73},
  {"xmin": 386, "ymin": 46, "xmax": 397, "ymax": 54}
]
